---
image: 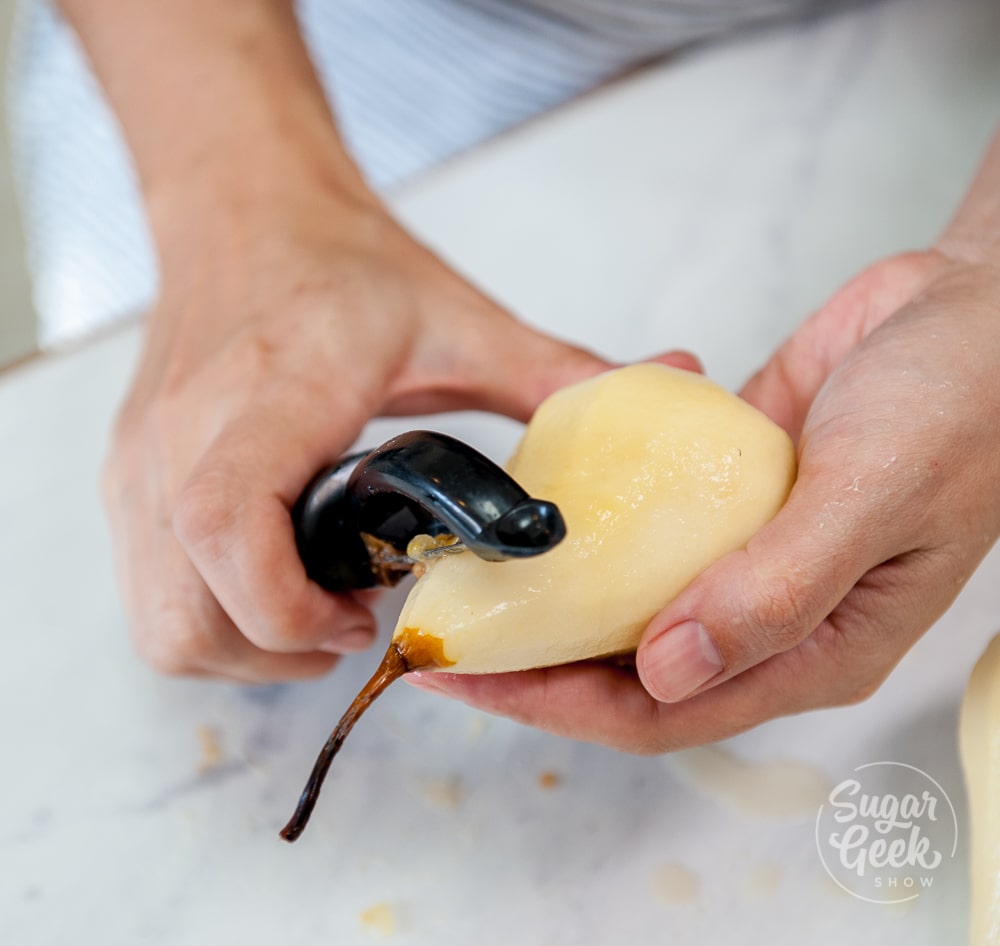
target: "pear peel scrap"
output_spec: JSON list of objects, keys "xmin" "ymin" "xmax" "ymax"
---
[{"xmin": 280, "ymin": 364, "xmax": 797, "ymax": 842}]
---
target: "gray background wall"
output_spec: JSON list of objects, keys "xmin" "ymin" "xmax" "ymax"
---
[{"xmin": 1, "ymin": 0, "xmax": 39, "ymax": 367}]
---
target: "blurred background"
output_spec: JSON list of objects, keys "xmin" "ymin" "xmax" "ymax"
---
[{"xmin": 1, "ymin": 0, "xmax": 37, "ymax": 367}]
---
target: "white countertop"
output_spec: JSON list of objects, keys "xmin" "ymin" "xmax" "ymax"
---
[{"xmin": 4, "ymin": 0, "xmax": 1000, "ymax": 943}]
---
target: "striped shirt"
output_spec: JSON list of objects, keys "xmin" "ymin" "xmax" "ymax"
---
[{"xmin": 7, "ymin": 0, "xmax": 856, "ymax": 347}]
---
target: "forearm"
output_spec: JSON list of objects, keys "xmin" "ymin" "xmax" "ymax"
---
[
  {"xmin": 937, "ymin": 128, "xmax": 1000, "ymax": 267},
  {"xmin": 57, "ymin": 0, "xmax": 376, "ymax": 242}
]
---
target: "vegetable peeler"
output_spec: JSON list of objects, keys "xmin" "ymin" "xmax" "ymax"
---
[{"xmin": 292, "ymin": 430, "xmax": 566, "ymax": 592}]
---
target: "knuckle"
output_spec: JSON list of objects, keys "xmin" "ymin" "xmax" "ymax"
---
[
  {"xmin": 743, "ymin": 570, "xmax": 819, "ymax": 651},
  {"xmin": 138, "ymin": 644, "xmax": 193, "ymax": 678},
  {"xmin": 143, "ymin": 389, "xmax": 186, "ymax": 458},
  {"xmin": 227, "ymin": 327, "xmax": 282, "ymax": 385},
  {"xmin": 629, "ymin": 702, "xmax": 685, "ymax": 755},
  {"xmin": 172, "ymin": 468, "xmax": 240, "ymax": 557},
  {"xmin": 629, "ymin": 732, "xmax": 676, "ymax": 756},
  {"xmin": 133, "ymin": 614, "xmax": 212, "ymax": 677},
  {"xmin": 839, "ymin": 672, "xmax": 886, "ymax": 707},
  {"xmin": 99, "ymin": 447, "xmax": 122, "ymax": 511},
  {"xmin": 806, "ymin": 639, "xmax": 890, "ymax": 711},
  {"xmin": 102, "ymin": 391, "xmax": 194, "ymax": 514},
  {"xmin": 101, "ymin": 412, "xmax": 144, "ymax": 511},
  {"xmin": 823, "ymin": 625, "xmax": 894, "ymax": 708},
  {"xmin": 234, "ymin": 586, "xmax": 344, "ymax": 655},
  {"xmin": 243, "ymin": 613, "xmax": 304, "ymax": 654}
]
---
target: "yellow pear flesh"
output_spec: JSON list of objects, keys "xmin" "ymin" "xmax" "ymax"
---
[
  {"xmin": 393, "ymin": 363, "xmax": 797, "ymax": 674},
  {"xmin": 960, "ymin": 632, "xmax": 1000, "ymax": 945}
]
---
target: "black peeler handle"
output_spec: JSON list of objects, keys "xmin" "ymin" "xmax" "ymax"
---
[{"xmin": 292, "ymin": 431, "xmax": 566, "ymax": 592}]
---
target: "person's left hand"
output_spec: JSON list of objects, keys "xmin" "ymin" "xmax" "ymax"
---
[{"xmin": 407, "ymin": 249, "xmax": 1000, "ymax": 752}]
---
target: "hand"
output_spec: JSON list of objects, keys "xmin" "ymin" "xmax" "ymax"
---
[
  {"xmin": 78, "ymin": 0, "xmax": 702, "ymax": 685},
  {"xmin": 410, "ymin": 250, "xmax": 1000, "ymax": 751},
  {"xmin": 102, "ymin": 177, "xmax": 628, "ymax": 683}
]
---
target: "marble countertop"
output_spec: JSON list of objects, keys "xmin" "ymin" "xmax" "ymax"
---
[{"xmin": 3, "ymin": 0, "xmax": 999, "ymax": 943}]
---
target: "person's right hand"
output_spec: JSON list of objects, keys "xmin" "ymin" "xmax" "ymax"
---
[
  {"xmin": 102, "ymin": 178, "xmax": 624, "ymax": 683},
  {"xmin": 74, "ymin": 0, "xmax": 700, "ymax": 684}
]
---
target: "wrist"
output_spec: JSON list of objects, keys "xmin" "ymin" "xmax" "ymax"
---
[
  {"xmin": 146, "ymin": 179, "xmax": 396, "ymax": 331},
  {"xmin": 915, "ymin": 252, "xmax": 1000, "ymax": 334},
  {"xmin": 933, "ymin": 232, "xmax": 1000, "ymax": 271},
  {"xmin": 934, "ymin": 129, "xmax": 1000, "ymax": 269},
  {"xmin": 144, "ymin": 126, "xmax": 381, "ymax": 266},
  {"xmin": 138, "ymin": 41, "xmax": 381, "ymax": 256},
  {"xmin": 62, "ymin": 0, "xmax": 381, "ymax": 257}
]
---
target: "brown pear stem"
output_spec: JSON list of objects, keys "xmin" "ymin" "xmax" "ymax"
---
[{"xmin": 280, "ymin": 644, "xmax": 408, "ymax": 842}]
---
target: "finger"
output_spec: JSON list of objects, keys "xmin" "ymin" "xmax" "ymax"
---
[
  {"xmin": 388, "ymin": 305, "xmax": 704, "ymax": 422},
  {"xmin": 406, "ymin": 663, "xmax": 672, "ymax": 752},
  {"xmin": 384, "ymin": 305, "xmax": 614, "ymax": 421},
  {"xmin": 114, "ymin": 490, "xmax": 347, "ymax": 681},
  {"xmin": 172, "ymin": 384, "xmax": 379, "ymax": 657},
  {"xmin": 143, "ymin": 583, "xmax": 345, "ymax": 683},
  {"xmin": 634, "ymin": 456, "xmax": 905, "ymax": 705},
  {"xmin": 405, "ymin": 548, "xmax": 951, "ymax": 752},
  {"xmin": 468, "ymin": 319, "xmax": 611, "ymax": 420},
  {"xmin": 404, "ymin": 657, "xmax": 807, "ymax": 753},
  {"xmin": 642, "ymin": 350, "xmax": 704, "ymax": 375}
]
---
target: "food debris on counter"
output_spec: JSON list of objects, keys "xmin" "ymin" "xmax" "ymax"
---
[
  {"xmin": 466, "ymin": 714, "xmax": 489, "ymax": 741},
  {"xmin": 670, "ymin": 745, "xmax": 832, "ymax": 820},
  {"xmin": 744, "ymin": 862, "xmax": 782, "ymax": 899},
  {"xmin": 358, "ymin": 901, "xmax": 398, "ymax": 938},
  {"xmin": 196, "ymin": 724, "xmax": 224, "ymax": 774},
  {"xmin": 537, "ymin": 770, "xmax": 563, "ymax": 790},
  {"xmin": 652, "ymin": 863, "xmax": 701, "ymax": 905},
  {"xmin": 417, "ymin": 774, "xmax": 466, "ymax": 810}
]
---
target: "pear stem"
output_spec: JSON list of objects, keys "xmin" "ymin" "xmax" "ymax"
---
[{"xmin": 280, "ymin": 644, "xmax": 408, "ymax": 842}]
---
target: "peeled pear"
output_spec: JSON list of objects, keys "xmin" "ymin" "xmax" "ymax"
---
[
  {"xmin": 281, "ymin": 363, "xmax": 796, "ymax": 840},
  {"xmin": 960, "ymin": 632, "xmax": 1000, "ymax": 944},
  {"xmin": 393, "ymin": 363, "xmax": 796, "ymax": 673}
]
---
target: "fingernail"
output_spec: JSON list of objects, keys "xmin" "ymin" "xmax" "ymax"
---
[
  {"xmin": 320, "ymin": 625, "xmax": 376, "ymax": 654},
  {"xmin": 641, "ymin": 620, "xmax": 724, "ymax": 702},
  {"xmin": 404, "ymin": 671, "xmax": 443, "ymax": 691}
]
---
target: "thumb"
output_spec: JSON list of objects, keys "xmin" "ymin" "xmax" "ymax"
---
[
  {"xmin": 399, "ymin": 298, "xmax": 702, "ymax": 422},
  {"xmin": 477, "ymin": 318, "xmax": 616, "ymax": 421},
  {"xmin": 635, "ymin": 468, "xmax": 882, "ymax": 703},
  {"xmin": 471, "ymin": 324, "xmax": 706, "ymax": 422},
  {"xmin": 641, "ymin": 349, "xmax": 704, "ymax": 375},
  {"xmin": 385, "ymin": 309, "xmax": 615, "ymax": 421}
]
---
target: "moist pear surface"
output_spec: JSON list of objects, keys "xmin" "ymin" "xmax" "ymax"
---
[
  {"xmin": 960, "ymin": 632, "xmax": 1000, "ymax": 946},
  {"xmin": 395, "ymin": 364, "xmax": 797, "ymax": 674}
]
